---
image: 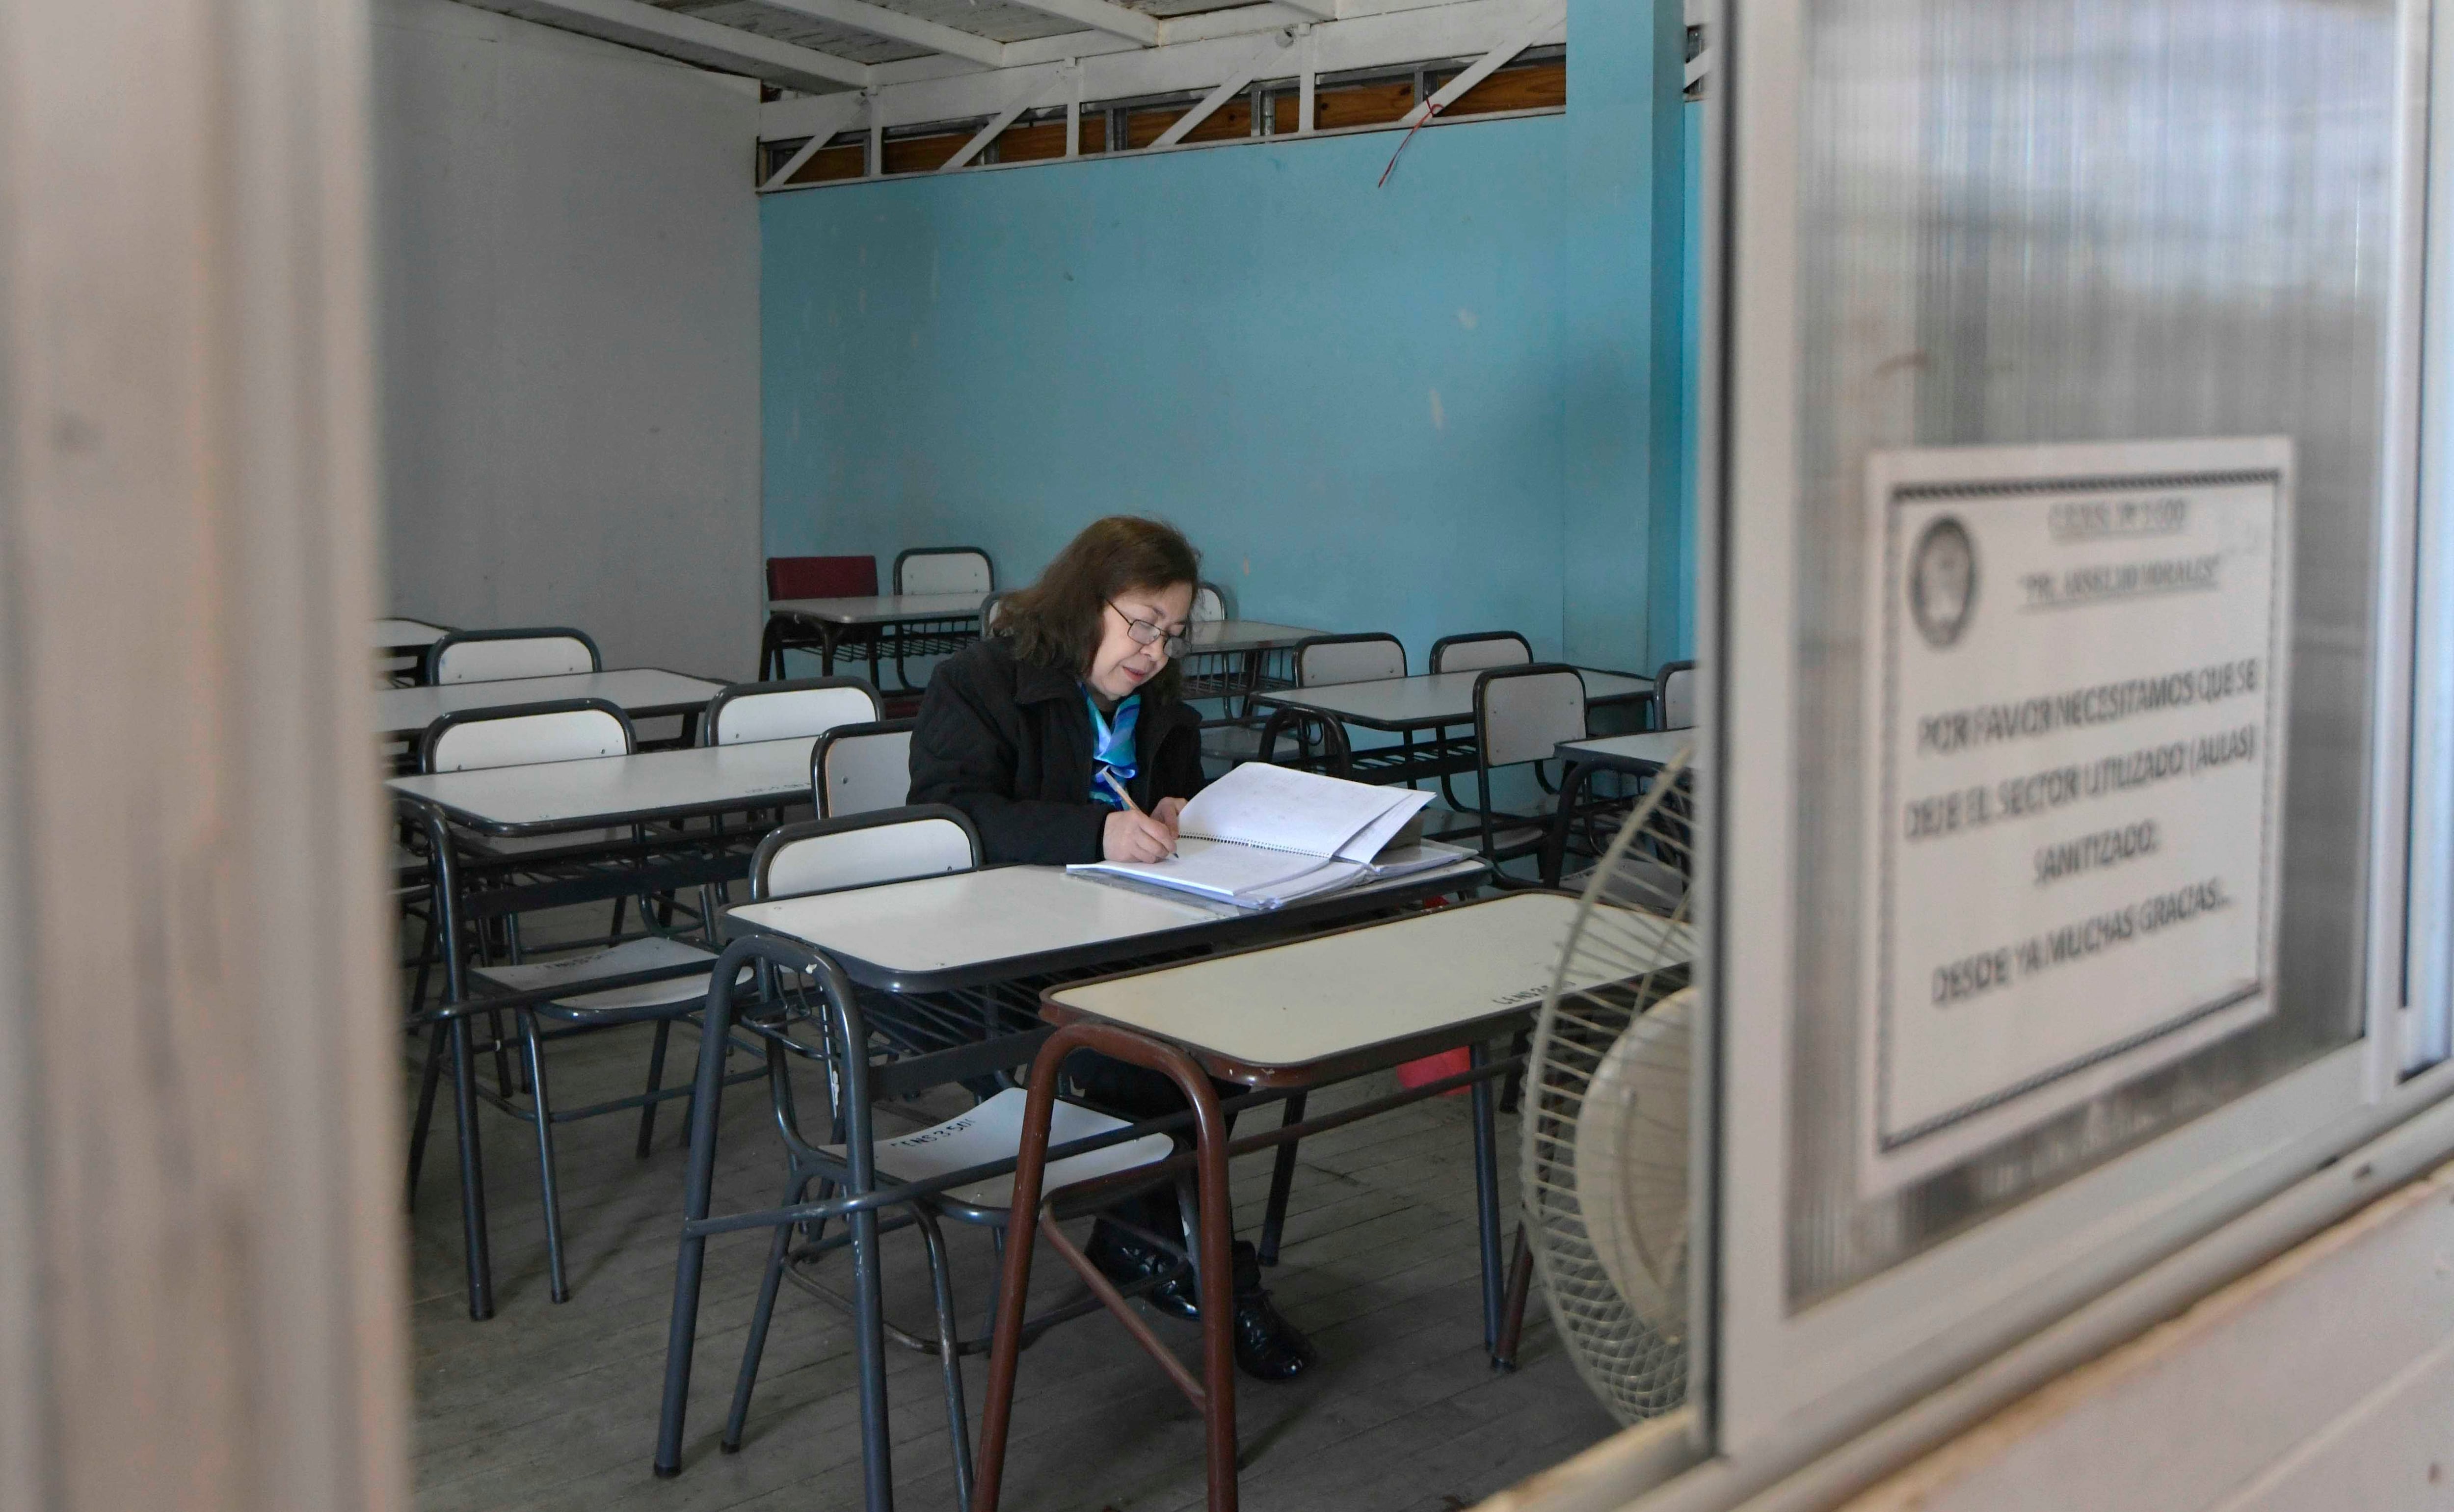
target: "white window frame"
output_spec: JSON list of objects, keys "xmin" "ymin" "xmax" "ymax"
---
[{"xmin": 1691, "ymin": 0, "xmax": 2454, "ymax": 1486}]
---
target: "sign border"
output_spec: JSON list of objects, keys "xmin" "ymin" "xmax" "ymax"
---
[{"xmin": 1860, "ymin": 440, "xmax": 2296, "ymax": 1194}]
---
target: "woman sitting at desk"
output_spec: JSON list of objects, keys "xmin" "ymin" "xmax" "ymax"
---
[{"xmin": 910, "ymin": 514, "xmax": 1318, "ymax": 1381}]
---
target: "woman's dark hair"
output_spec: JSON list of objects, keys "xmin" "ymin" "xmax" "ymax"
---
[{"xmin": 1000, "ymin": 516, "xmax": 1201, "ymax": 698}]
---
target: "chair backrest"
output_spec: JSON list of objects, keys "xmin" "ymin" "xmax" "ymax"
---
[
  {"xmin": 980, "ymin": 591, "xmax": 1010, "ymax": 633},
  {"xmin": 1295, "ymin": 633, "xmax": 1405, "ymax": 687},
  {"xmin": 703, "ymin": 677, "xmax": 881, "ymax": 746},
  {"xmin": 1474, "ymin": 664, "xmax": 1587, "ymax": 769},
  {"xmin": 751, "ymin": 805, "xmax": 981, "ymax": 901},
  {"xmin": 1192, "ymin": 581, "xmax": 1229, "ymax": 624},
  {"xmin": 1431, "ymin": 631, "xmax": 1533, "ymax": 675},
  {"xmin": 1655, "ymin": 660, "xmax": 1698, "ymax": 731},
  {"xmin": 421, "ymin": 698, "xmax": 635, "ymax": 774},
  {"xmin": 895, "ymin": 547, "xmax": 993, "ymax": 597},
  {"xmin": 813, "ymin": 719, "xmax": 915, "ymax": 817},
  {"xmin": 427, "ymin": 627, "xmax": 600, "ymax": 686},
  {"xmin": 767, "ymin": 555, "xmax": 878, "ymax": 601}
]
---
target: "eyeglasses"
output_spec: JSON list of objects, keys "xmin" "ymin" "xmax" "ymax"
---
[{"xmin": 1107, "ymin": 601, "xmax": 1190, "ymax": 660}]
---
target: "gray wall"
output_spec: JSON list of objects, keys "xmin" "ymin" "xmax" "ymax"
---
[{"xmin": 373, "ymin": 0, "xmax": 761, "ymax": 681}]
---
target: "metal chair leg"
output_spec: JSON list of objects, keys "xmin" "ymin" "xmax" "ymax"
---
[
  {"xmin": 722, "ymin": 1173, "xmax": 809, "ymax": 1454},
  {"xmin": 1256, "ymin": 1091, "xmax": 1307, "ymax": 1266},
  {"xmin": 520, "ymin": 1010, "xmax": 570, "ymax": 1304},
  {"xmin": 915, "ymin": 1207, "xmax": 976, "ymax": 1505},
  {"xmin": 448, "ymin": 1016, "xmax": 494, "ymax": 1321},
  {"xmin": 406, "ymin": 1017, "xmax": 448, "ymax": 1211},
  {"xmin": 637, "ymin": 1019, "xmax": 672, "ymax": 1158}
]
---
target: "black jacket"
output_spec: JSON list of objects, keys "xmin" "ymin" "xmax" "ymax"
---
[{"xmin": 909, "ymin": 637, "xmax": 1205, "ymax": 865}]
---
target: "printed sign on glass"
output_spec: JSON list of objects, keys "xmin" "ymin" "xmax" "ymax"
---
[{"xmin": 1860, "ymin": 439, "xmax": 2294, "ymax": 1193}]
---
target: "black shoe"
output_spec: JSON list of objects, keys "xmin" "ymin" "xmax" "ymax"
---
[
  {"xmin": 1086, "ymin": 1223, "xmax": 1196, "ymax": 1319},
  {"xmin": 1230, "ymin": 1288, "xmax": 1318, "ymax": 1381},
  {"xmin": 1145, "ymin": 1240, "xmax": 1319, "ymax": 1381}
]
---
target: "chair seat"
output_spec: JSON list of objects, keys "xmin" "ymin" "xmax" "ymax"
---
[
  {"xmin": 472, "ymin": 935, "xmax": 725, "ymax": 1014},
  {"xmin": 841, "ymin": 1088, "xmax": 1174, "ymax": 1212}
]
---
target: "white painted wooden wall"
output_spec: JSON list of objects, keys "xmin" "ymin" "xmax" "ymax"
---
[
  {"xmin": 372, "ymin": 0, "xmax": 764, "ymax": 681},
  {"xmin": 1842, "ymin": 1162, "xmax": 2454, "ymax": 1512}
]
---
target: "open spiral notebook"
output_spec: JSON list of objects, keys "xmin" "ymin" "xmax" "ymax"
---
[{"xmin": 1067, "ymin": 762, "xmax": 1467, "ymax": 908}]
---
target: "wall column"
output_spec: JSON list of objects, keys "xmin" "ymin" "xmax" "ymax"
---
[{"xmin": 1562, "ymin": 0, "xmax": 1689, "ymax": 673}]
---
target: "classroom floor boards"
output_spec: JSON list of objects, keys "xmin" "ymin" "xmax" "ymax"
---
[{"xmin": 404, "ymin": 899, "xmax": 1619, "ymax": 1512}]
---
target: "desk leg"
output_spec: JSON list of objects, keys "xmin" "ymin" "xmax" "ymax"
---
[
  {"xmin": 1468, "ymin": 1039, "xmax": 1504, "ymax": 1361},
  {"xmin": 974, "ymin": 1023, "xmax": 1237, "ymax": 1512},
  {"xmin": 450, "ymin": 1016, "xmax": 494, "ymax": 1321},
  {"xmin": 1256, "ymin": 1091, "xmax": 1306, "ymax": 1266}
]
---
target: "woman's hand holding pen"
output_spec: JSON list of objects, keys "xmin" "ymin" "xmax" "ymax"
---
[{"xmin": 1099, "ymin": 771, "xmax": 1181, "ymax": 863}]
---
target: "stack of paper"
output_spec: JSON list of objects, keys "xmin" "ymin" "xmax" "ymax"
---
[{"xmin": 1067, "ymin": 763, "xmax": 1466, "ymax": 908}]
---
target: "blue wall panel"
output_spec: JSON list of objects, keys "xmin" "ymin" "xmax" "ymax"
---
[
  {"xmin": 764, "ymin": 120, "xmax": 1573, "ymax": 665},
  {"xmin": 762, "ymin": 16, "xmax": 1694, "ymax": 675}
]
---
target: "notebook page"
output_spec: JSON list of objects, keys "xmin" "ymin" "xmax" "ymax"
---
[
  {"xmin": 1332, "ymin": 788, "xmax": 1435, "ymax": 862},
  {"xmin": 1069, "ymin": 836, "xmax": 1347, "ymax": 904},
  {"xmin": 1176, "ymin": 762, "xmax": 1408, "ymax": 857}
]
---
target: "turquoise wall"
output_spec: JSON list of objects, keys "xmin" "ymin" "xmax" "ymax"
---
[
  {"xmin": 762, "ymin": 10, "xmax": 1692, "ymax": 673},
  {"xmin": 1562, "ymin": 0, "xmax": 1689, "ymax": 673}
]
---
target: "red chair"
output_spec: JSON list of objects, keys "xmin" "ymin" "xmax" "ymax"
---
[
  {"xmin": 762, "ymin": 556, "xmax": 879, "ymax": 679},
  {"xmin": 766, "ymin": 555, "xmax": 877, "ymax": 600}
]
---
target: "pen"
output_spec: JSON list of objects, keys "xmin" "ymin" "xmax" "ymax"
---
[{"xmin": 1101, "ymin": 769, "xmax": 1177, "ymax": 859}]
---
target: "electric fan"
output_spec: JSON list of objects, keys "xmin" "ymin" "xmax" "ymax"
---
[{"xmin": 1521, "ymin": 746, "xmax": 1697, "ymax": 1424}]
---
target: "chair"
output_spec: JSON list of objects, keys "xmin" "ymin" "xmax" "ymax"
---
[
  {"xmin": 893, "ymin": 546, "xmax": 993, "ymax": 597},
  {"xmin": 1426, "ymin": 633, "xmax": 1536, "ymax": 812},
  {"xmin": 427, "ymin": 626, "xmax": 601, "ymax": 686},
  {"xmin": 767, "ymin": 555, "xmax": 879, "ymax": 601},
  {"xmin": 1654, "ymin": 658, "xmax": 1697, "ymax": 731},
  {"xmin": 1430, "ymin": 630, "xmax": 1532, "ymax": 675},
  {"xmin": 404, "ymin": 699, "xmax": 742, "ymax": 1302},
  {"xmin": 720, "ymin": 807, "xmax": 1179, "ymax": 1504},
  {"xmin": 703, "ymin": 677, "xmax": 881, "ymax": 746},
  {"xmin": 1256, "ymin": 633, "xmax": 1408, "ymax": 782},
  {"xmin": 421, "ymin": 697, "xmax": 628, "ymax": 772},
  {"xmin": 1180, "ymin": 581, "xmax": 1239, "ymax": 719},
  {"xmin": 1467, "ymin": 663, "xmax": 1589, "ymax": 883},
  {"xmin": 889, "ymin": 549, "xmax": 994, "ymax": 693},
  {"xmin": 1295, "ymin": 631, "xmax": 1404, "ymax": 687},
  {"xmin": 979, "ymin": 590, "xmax": 1009, "ymax": 634},
  {"xmin": 814, "ymin": 719, "xmax": 915, "ymax": 817},
  {"xmin": 763, "ymin": 556, "xmax": 881, "ymax": 681}
]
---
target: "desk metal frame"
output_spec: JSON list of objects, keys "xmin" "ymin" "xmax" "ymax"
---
[
  {"xmin": 760, "ymin": 595, "xmax": 984, "ymax": 693},
  {"xmin": 1252, "ymin": 667, "xmax": 1656, "ymax": 795},
  {"xmin": 650, "ymin": 863, "xmax": 1486, "ymax": 1503},
  {"xmin": 650, "ymin": 913, "xmax": 1522, "ymax": 1512},
  {"xmin": 394, "ymin": 760, "xmax": 819, "ymax": 1319},
  {"xmin": 1546, "ymin": 732, "xmax": 1692, "ymax": 886}
]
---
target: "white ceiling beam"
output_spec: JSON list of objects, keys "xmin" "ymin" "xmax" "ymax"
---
[
  {"xmin": 1392, "ymin": 0, "xmax": 1560, "ymax": 128},
  {"xmin": 1273, "ymin": 0, "xmax": 1339, "ymax": 17},
  {"xmin": 471, "ymin": 0, "xmax": 871, "ymax": 90},
  {"xmin": 941, "ymin": 69, "xmax": 1072, "ymax": 170},
  {"xmin": 998, "ymin": 0, "xmax": 1160, "ymax": 47},
  {"xmin": 859, "ymin": 0, "xmax": 1482, "ymax": 89},
  {"xmin": 1150, "ymin": 39, "xmax": 1280, "ymax": 148},
  {"xmin": 759, "ymin": 91, "xmax": 869, "ymax": 188},
  {"xmin": 763, "ymin": 0, "xmax": 1559, "ymax": 144},
  {"xmin": 758, "ymin": 0, "xmax": 1008, "ymax": 69}
]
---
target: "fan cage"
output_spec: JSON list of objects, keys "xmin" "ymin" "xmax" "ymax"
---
[{"xmin": 1521, "ymin": 747, "xmax": 1696, "ymax": 1425}]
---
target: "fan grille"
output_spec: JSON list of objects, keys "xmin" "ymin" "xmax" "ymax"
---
[{"xmin": 1521, "ymin": 747, "xmax": 1696, "ymax": 1424}]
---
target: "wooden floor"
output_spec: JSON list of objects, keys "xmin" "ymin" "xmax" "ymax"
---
[{"xmin": 405, "ymin": 902, "xmax": 1619, "ymax": 1512}]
